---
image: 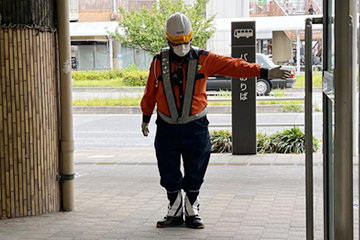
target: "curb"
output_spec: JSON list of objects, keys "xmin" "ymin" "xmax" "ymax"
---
[
  {"xmin": 72, "ymin": 86, "xmax": 322, "ymax": 93},
  {"xmin": 72, "ymin": 87, "xmax": 145, "ymax": 92},
  {"xmin": 286, "ymin": 87, "xmax": 322, "ymax": 92},
  {"xmin": 71, "ymin": 87, "xmax": 316, "ymax": 114},
  {"xmin": 73, "ymin": 105, "xmax": 292, "ymax": 114}
]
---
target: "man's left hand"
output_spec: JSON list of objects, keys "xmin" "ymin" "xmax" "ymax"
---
[
  {"xmin": 141, "ymin": 122, "xmax": 149, "ymax": 137},
  {"xmin": 268, "ymin": 66, "xmax": 291, "ymax": 79}
]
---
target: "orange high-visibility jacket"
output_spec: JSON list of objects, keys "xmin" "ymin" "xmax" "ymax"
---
[{"xmin": 141, "ymin": 48, "xmax": 267, "ymax": 123}]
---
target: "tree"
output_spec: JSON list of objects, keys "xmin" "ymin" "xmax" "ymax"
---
[{"xmin": 110, "ymin": 0, "xmax": 216, "ymax": 55}]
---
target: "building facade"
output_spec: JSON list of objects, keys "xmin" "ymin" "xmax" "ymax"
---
[{"xmin": 70, "ymin": 0, "xmax": 155, "ymax": 71}]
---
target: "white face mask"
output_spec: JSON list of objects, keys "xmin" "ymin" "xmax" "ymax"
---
[{"xmin": 172, "ymin": 43, "xmax": 191, "ymax": 57}]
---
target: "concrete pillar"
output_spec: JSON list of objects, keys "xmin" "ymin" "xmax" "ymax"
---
[
  {"xmin": 112, "ymin": 41, "xmax": 122, "ymax": 70},
  {"xmin": 239, "ymin": 0, "xmax": 250, "ymax": 17},
  {"xmin": 272, "ymin": 31, "xmax": 292, "ymax": 65},
  {"xmin": 109, "ymin": 38, "xmax": 113, "ymax": 70}
]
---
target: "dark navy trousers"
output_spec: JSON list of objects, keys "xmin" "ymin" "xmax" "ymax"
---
[{"xmin": 155, "ymin": 116, "xmax": 211, "ymax": 193}]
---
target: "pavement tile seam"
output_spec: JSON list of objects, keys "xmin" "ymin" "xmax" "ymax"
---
[{"xmin": 73, "ymin": 162, "xmax": 335, "ymax": 167}]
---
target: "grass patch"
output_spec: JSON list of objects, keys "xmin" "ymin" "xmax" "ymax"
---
[
  {"xmin": 208, "ymin": 101, "xmax": 231, "ymax": 106},
  {"xmin": 283, "ymin": 104, "xmax": 303, "ymax": 112},
  {"xmin": 72, "ymin": 78, "xmax": 126, "ymax": 87},
  {"xmin": 269, "ymin": 88, "xmax": 286, "ymax": 97},
  {"xmin": 208, "ymin": 90, "xmax": 231, "ymax": 105},
  {"xmin": 258, "ymin": 100, "xmax": 304, "ymax": 112},
  {"xmin": 73, "ymin": 97, "xmax": 142, "ymax": 106},
  {"xmin": 257, "ymin": 100, "xmax": 303, "ymax": 105},
  {"xmin": 294, "ymin": 72, "xmax": 322, "ymax": 87},
  {"xmin": 73, "ymin": 97, "xmax": 304, "ymax": 107}
]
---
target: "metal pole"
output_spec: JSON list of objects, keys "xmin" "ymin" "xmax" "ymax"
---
[
  {"xmin": 296, "ymin": 31, "xmax": 301, "ymax": 73},
  {"xmin": 113, "ymin": 0, "xmax": 117, "ymax": 13},
  {"xmin": 305, "ymin": 18, "xmax": 314, "ymax": 240},
  {"xmin": 350, "ymin": 0, "xmax": 358, "ymax": 158},
  {"xmin": 322, "ymin": 1, "xmax": 334, "ymax": 237},
  {"xmin": 56, "ymin": 0, "xmax": 75, "ymax": 211},
  {"xmin": 322, "ymin": 0, "xmax": 332, "ymax": 72},
  {"xmin": 358, "ymin": 11, "xmax": 360, "ymax": 240},
  {"xmin": 93, "ymin": 44, "xmax": 97, "ymax": 69},
  {"xmin": 333, "ymin": 0, "xmax": 354, "ymax": 237},
  {"xmin": 109, "ymin": 37, "xmax": 113, "ymax": 70},
  {"xmin": 358, "ymin": 5, "xmax": 360, "ymax": 240}
]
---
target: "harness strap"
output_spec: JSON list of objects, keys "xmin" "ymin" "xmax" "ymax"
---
[
  {"xmin": 159, "ymin": 47, "xmax": 206, "ymax": 124},
  {"xmin": 161, "ymin": 47, "xmax": 179, "ymax": 121}
]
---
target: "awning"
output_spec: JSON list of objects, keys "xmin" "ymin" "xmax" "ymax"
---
[{"xmin": 70, "ymin": 21, "xmax": 124, "ymax": 40}]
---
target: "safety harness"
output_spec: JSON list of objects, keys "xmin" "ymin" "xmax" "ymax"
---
[{"xmin": 158, "ymin": 47, "xmax": 207, "ymax": 124}]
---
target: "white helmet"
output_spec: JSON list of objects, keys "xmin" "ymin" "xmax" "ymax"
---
[{"xmin": 165, "ymin": 12, "xmax": 193, "ymax": 44}]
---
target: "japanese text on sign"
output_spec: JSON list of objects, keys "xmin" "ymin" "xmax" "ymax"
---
[{"xmin": 239, "ymin": 53, "xmax": 249, "ymax": 101}]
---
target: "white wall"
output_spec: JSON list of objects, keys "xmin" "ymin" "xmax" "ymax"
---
[
  {"xmin": 207, "ymin": 0, "xmax": 249, "ymax": 18},
  {"xmin": 206, "ymin": 0, "xmax": 250, "ymax": 55}
]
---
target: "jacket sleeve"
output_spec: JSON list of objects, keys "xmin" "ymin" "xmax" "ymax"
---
[
  {"xmin": 140, "ymin": 57, "xmax": 160, "ymax": 123},
  {"xmin": 203, "ymin": 51, "xmax": 265, "ymax": 78}
]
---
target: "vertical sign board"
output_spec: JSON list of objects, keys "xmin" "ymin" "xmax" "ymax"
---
[{"xmin": 231, "ymin": 21, "xmax": 256, "ymax": 155}]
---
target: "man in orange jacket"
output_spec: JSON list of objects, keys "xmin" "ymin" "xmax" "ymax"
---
[{"xmin": 141, "ymin": 12, "xmax": 290, "ymax": 229}]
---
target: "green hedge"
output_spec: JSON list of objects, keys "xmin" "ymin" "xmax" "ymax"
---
[
  {"xmin": 122, "ymin": 71, "xmax": 149, "ymax": 86},
  {"xmin": 210, "ymin": 127, "xmax": 320, "ymax": 154},
  {"xmin": 72, "ymin": 70, "xmax": 124, "ymax": 81},
  {"xmin": 72, "ymin": 64, "xmax": 149, "ymax": 87}
]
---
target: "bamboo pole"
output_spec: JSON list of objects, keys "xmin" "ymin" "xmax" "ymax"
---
[
  {"xmin": 0, "ymin": 27, "xmax": 5, "ymax": 219},
  {"xmin": 9, "ymin": 27, "xmax": 17, "ymax": 218},
  {"xmin": 28, "ymin": 28, "xmax": 36, "ymax": 217},
  {"xmin": 17, "ymin": 29, "xmax": 25, "ymax": 217},
  {"xmin": 38, "ymin": 32, "xmax": 45, "ymax": 214},
  {"xmin": 12, "ymin": 28, "xmax": 21, "ymax": 218},
  {"xmin": 44, "ymin": 33, "xmax": 50, "ymax": 213},
  {"xmin": 52, "ymin": 32, "xmax": 60, "ymax": 212},
  {"xmin": 32, "ymin": 30, "xmax": 39, "ymax": 216},
  {"xmin": 24, "ymin": 29, "xmax": 31, "ymax": 217},
  {"xmin": 4, "ymin": 28, "xmax": 11, "ymax": 219}
]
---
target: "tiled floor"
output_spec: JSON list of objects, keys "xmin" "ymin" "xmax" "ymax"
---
[{"xmin": 0, "ymin": 149, "xmax": 358, "ymax": 239}]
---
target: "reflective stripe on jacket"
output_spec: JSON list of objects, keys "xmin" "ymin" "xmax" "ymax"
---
[{"xmin": 141, "ymin": 46, "xmax": 263, "ymax": 123}]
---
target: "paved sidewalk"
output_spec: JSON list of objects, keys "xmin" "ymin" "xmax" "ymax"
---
[{"xmin": 0, "ymin": 149, "xmax": 358, "ymax": 240}]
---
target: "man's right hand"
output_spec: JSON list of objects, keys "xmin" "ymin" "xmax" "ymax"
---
[
  {"xmin": 141, "ymin": 122, "xmax": 149, "ymax": 137},
  {"xmin": 268, "ymin": 66, "xmax": 291, "ymax": 79}
]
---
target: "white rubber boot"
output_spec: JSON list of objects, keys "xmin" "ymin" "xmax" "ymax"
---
[
  {"xmin": 184, "ymin": 195, "xmax": 204, "ymax": 229},
  {"xmin": 156, "ymin": 190, "xmax": 183, "ymax": 228}
]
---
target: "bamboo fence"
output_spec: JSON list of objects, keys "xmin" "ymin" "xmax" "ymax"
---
[{"xmin": 0, "ymin": 28, "xmax": 60, "ymax": 219}]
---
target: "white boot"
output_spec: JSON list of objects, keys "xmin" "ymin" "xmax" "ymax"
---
[
  {"xmin": 156, "ymin": 190, "xmax": 184, "ymax": 228},
  {"xmin": 184, "ymin": 195, "xmax": 204, "ymax": 229},
  {"xmin": 167, "ymin": 190, "xmax": 183, "ymax": 217}
]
